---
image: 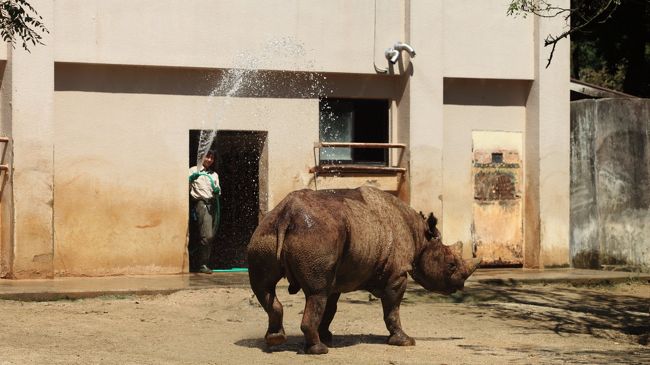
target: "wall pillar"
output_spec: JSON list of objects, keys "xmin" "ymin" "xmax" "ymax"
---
[
  {"xmin": 3, "ymin": 0, "xmax": 55, "ymax": 278},
  {"xmin": 524, "ymin": 0, "xmax": 570, "ymax": 268},
  {"xmin": 407, "ymin": 0, "xmax": 444, "ymax": 216}
]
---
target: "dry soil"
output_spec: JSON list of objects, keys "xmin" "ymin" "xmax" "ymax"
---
[{"xmin": 0, "ymin": 281, "xmax": 648, "ymax": 364}]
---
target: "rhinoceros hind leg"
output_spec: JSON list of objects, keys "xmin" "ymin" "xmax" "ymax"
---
[
  {"xmin": 318, "ymin": 293, "xmax": 341, "ymax": 347},
  {"xmin": 265, "ymin": 329, "xmax": 287, "ymax": 346},
  {"xmin": 301, "ymin": 294, "xmax": 329, "ymax": 355},
  {"xmin": 249, "ymin": 263, "xmax": 285, "ymax": 347}
]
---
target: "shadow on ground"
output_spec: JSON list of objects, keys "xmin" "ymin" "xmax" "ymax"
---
[
  {"xmin": 235, "ymin": 334, "xmax": 465, "ymax": 354},
  {"xmin": 407, "ymin": 283, "xmax": 649, "ymax": 346},
  {"xmin": 459, "ymin": 344, "xmax": 650, "ymax": 364},
  {"xmin": 235, "ymin": 334, "xmax": 385, "ymax": 354}
]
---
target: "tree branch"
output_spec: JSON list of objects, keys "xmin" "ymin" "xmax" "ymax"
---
[
  {"xmin": 508, "ymin": 0, "xmax": 622, "ymax": 67},
  {"xmin": 0, "ymin": 0, "xmax": 49, "ymax": 51}
]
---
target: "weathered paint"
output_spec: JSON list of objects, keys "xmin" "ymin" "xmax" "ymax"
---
[
  {"xmin": 471, "ymin": 131, "xmax": 523, "ymax": 265},
  {"xmin": 8, "ymin": 0, "xmax": 55, "ymax": 279},
  {"xmin": 312, "ymin": 175, "xmax": 402, "ymax": 193},
  {"xmin": 442, "ymin": 79, "xmax": 528, "ymax": 261},
  {"xmin": 0, "ymin": 1, "xmax": 569, "ymax": 277},
  {"xmin": 54, "ymin": 176, "xmax": 187, "ymax": 276},
  {"xmin": 524, "ymin": 0, "xmax": 571, "ymax": 268},
  {"xmin": 571, "ymin": 99, "xmax": 650, "ymax": 271}
]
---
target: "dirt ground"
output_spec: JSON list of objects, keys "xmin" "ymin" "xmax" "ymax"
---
[{"xmin": 0, "ymin": 280, "xmax": 647, "ymax": 365}]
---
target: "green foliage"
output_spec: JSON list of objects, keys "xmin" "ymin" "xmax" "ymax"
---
[
  {"xmin": 572, "ymin": 41, "xmax": 626, "ymax": 91},
  {"xmin": 508, "ymin": 0, "xmax": 649, "ymax": 97},
  {"xmin": 0, "ymin": 0, "xmax": 48, "ymax": 51}
]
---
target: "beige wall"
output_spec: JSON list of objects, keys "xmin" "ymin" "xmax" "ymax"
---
[
  {"xmin": 48, "ymin": 62, "xmax": 404, "ymax": 276},
  {"xmin": 3, "ymin": 0, "xmax": 55, "ymax": 278},
  {"xmin": 0, "ymin": 1, "xmax": 571, "ymax": 277},
  {"xmin": 0, "ymin": 57, "xmax": 11, "ymax": 277},
  {"xmin": 442, "ymin": 78, "xmax": 528, "ymax": 259},
  {"xmin": 54, "ymin": 90, "xmax": 319, "ymax": 275},
  {"xmin": 525, "ymin": 0, "xmax": 571, "ymax": 267},
  {"xmin": 407, "ymin": 0, "xmax": 444, "ymax": 216},
  {"xmin": 54, "ymin": 0, "xmax": 406, "ymax": 75},
  {"xmin": 443, "ymin": 0, "xmax": 534, "ymax": 80}
]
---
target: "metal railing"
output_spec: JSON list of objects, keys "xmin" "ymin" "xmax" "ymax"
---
[{"xmin": 310, "ymin": 142, "xmax": 407, "ymax": 189}]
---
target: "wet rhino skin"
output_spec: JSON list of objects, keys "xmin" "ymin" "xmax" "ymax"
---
[{"xmin": 247, "ymin": 186, "xmax": 479, "ymax": 355}]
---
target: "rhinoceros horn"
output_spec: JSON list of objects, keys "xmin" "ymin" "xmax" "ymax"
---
[{"xmin": 464, "ymin": 257, "xmax": 482, "ymax": 277}]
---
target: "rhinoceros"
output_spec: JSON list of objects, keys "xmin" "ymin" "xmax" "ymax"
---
[{"xmin": 247, "ymin": 186, "xmax": 480, "ymax": 354}]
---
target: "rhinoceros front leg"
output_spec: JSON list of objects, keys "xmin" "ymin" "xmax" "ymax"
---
[
  {"xmin": 301, "ymin": 293, "xmax": 329, "ymax": 354},
  {"xmin": 318, "ymin": 293, "xmax": 341, "ymax": 347},
  {"xmin": 381, "ymin": 275, "xmax": 416, "ymax": 346}
]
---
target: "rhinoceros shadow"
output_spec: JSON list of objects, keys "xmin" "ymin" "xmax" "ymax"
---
[
  {"xmin": 235, "ymin": 334, "xmax": 385, "ymax": 353},
  {"xmin": 235, "ymin": 334, "xmax": 464, "ymax": 353}
]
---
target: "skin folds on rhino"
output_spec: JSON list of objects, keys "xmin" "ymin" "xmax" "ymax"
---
[{"xmin": 247, "ymin": 186, "xmax": 480, "ymax": 355}]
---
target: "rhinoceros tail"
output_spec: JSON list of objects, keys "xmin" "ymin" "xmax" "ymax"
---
[
  {"xmin": 276, "ymin": 216, "xmax": 301, "ymax": 295},
  {"xmin": 275, "ymin": 210, "xmax": 302, "ymax": 295},
  {"xmin": 275, "ymin": 217, "xmax": 289, "ymax": 262}
]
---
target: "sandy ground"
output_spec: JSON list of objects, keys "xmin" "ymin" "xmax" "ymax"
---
[{"xmin": 0, "ymin": 280, "xmax": 647, "ymax": 365}]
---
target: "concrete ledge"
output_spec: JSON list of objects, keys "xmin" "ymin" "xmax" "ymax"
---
[
  {"xmin": 470, "ymin": 268, "xmax": 650, "ymax": 286},
  {"xmin": 0, "ymin": 269, "xmax": 647, "ymax": 302}
]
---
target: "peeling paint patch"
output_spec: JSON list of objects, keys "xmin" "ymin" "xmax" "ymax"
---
[
  {"xmin": 472, "ymin": 131, "xmax": 523, "ymax": 266},
  {"xmin": 474, "ymin": 239, "xmax": 522, "ymax": 266},
  {"xmin": 33, "ymin": 253, "xmax": 53, "ymax": 263},
  {"xmin": 570, "ymin": 99, "xmax": 650, "ymax": 271}
]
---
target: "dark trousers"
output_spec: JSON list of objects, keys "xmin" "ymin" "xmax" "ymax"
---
[{"xmin": 189, "ymin": 200, "xmax": 216, "ymax": 270}]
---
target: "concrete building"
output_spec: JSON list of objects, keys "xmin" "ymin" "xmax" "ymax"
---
[{"xmin": 0, "ymin": 0, "xmax": 570, "ymax": 278}]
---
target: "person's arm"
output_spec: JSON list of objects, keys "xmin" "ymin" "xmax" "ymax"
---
[{"xmin": 213, "ymin": 173, "xmax": 221, "ymax": 196}]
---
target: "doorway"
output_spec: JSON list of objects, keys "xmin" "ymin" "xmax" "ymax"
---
[
  {"xmin": 471, "ymin": 131, "xmax": 523, "ymax": 266},
  {"xmin": 189, "ymin": 130, "xmax": 268, "ymax": 269}
]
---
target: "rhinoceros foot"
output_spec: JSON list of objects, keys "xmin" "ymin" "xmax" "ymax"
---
[
  {"xmin": 265, "ymin": 330, "xmax": 287, "ymax": 347},
  {"xmin": 387, "ymin": 332, "xmax": 416, "ymax": 346},
  {"xmin": 318, "ymin": 329, "xmax": 333, "ymax": 347},
  {"xmin": 305, "ymin": 342, "xmax": 329, "ymax": 355}
]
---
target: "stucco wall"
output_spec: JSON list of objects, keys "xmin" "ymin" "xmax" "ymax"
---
[
  {"xmin": 53, "ymin": 0, "xmax": 406, "ymax": 74},
  {"xmin": 570, "ymin": 98, "xmax": 650, "ymax": 271},
  {"xmin": 51, "ymin": 63, "xmax": 404, "ymax": 276},
  {"xmin": 54, "ymin": 90, "xmax": 318, "ymax": 275},
  {"xmin": 0, "ymin": 1, "xmax": 570, "ymax": 277},
  {"xmin": 52, "ymin": 0, "xmax": 534, "ymax": 80},
  {"xmin": 524, "ymin": 1, "xmax": 571, "ymax": 268},
  {"xmin": 442, "ymin": 78, "xmax": 528, "ymax": 259},
  {"xmin": 442, "ymin": 0, "xmax": 534, "ymax": 80},
  {"xmin": 0, "ymin": 58, "xmax": 11, "ymax": 277}
]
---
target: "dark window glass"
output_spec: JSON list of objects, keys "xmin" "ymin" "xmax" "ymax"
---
[
  {"xmin": 491, "ymin": 152, "xmax": 504, "ymax": 164},
  {"xmin": 319, "ymin": 98, "xmax": 389, "ymax": 165}
]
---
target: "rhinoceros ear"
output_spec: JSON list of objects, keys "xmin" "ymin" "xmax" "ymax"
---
[
  {"xmin": 425, "ymin": 212, "xmax": 440, "ymax": 240},
  {"xmin": 427, "ymin": 213, "xmax": 438, "ymax": 233}
]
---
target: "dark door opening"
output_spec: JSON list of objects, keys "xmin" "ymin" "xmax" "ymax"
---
[{"xmin": 189, "ymin": 130, "xmax": 268, "ymax": 269}]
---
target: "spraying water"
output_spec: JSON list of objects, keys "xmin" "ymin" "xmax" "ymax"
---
[{"xmin": 195, "ymin": 37, "xmax": 332, "ymax": 167}]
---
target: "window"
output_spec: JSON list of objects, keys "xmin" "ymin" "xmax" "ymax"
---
[
  {"xmin": 319, "ymin": 98, "xmax": 389, "ymax": 165},
  {"xmin": 491, "ymin": 152, "xmax": 504, "ymax": 164}
]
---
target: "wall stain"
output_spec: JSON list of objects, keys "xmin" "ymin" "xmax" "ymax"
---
[
  {"xmin": 32, "ymin": 253, "xmax": 53, "ymax": 263},
  {"xmin": 472, "ymin": 146, "xmax": 523, "ymax": 266},
  {"xmin": 53, "ymin": 174, "xmax": 187, "ymax": 276},
  {"xmin": 136, "ymin": 218, "xmax": 162, "ymax": 229}
]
